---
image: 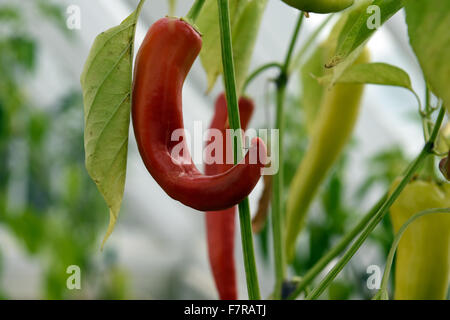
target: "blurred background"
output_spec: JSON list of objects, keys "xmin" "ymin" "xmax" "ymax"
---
[{"xmin": 0, "ymin": 0, "xmax": 429, "ymax": 299}]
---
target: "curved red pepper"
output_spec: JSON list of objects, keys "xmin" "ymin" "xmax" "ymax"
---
[
  {"xmin": 205, "ymin": 93, "xmax": 254, "ymax": 300},
  {"xmin": 132, "ymin": 17, "xmax": 267, "ymax": 211}
]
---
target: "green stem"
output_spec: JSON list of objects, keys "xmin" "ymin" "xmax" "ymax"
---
[
  {"xmin": 425, "ymin": 85, "xmax": 432, "ymax": 114},
  {"xmin": 288, "ymin": 14, "xmax": 334, "ymax": 75},
  {"xmin": 271, "ymin": 82, "xmax": 287, "ymax": 300},
  {"xmin": 429, "ymin": 107, "xmax": 445, "ymax": 143},
  {"xmin": 305, "ymin": 107, "xmax": 446, "ymax": 300},
  {"xmin": 287, "ymin": 193, "xmax": 388, "ymax": 300},
  {"xmin": 422, "ymin": 154, "xmax": 437, "ymax": 180},
  {"xmin": 422, "ymin": 86, "xmax": 432, "ymax": 141},
  {"xmin": 283, "ymin": 13, "xmax": 304, "ymax": 73},
  {"xmin": 271, "ymin": 12, "xmax": 304, "ymax": 300},
  {"xmin": 135, "ymin": 0, "xmax": 146, "ymax": 17},
  {"xmin": 238, "ymin": 198, "xmax": 261, "ymax": 299},
  {"xmin": 243, "ymin": 62, "xmax": 283, "ymax": 92},
  {"xmin": 185, "ymin": 0, "xmax": 207, "ymax": 24},
  {"xmin": 217, "ymin": 0, "xmax": 260, "ymax": 300}
]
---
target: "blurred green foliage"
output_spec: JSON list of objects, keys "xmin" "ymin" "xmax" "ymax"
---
[
  {"xmin": 256, "ymin": 83, "xmax": 412, "ymax": 299},
  {"xmin": 0, "ymin": 1, "xmax": 129, "ymax": 299}
]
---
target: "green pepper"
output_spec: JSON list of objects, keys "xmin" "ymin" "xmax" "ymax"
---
[
  {"xmin": 390, "ymin": 178, "xmax": 450, "ymax": 300},
  {"xmin": 282, "ymin": 0, "xmax": 354, "ymax": 14},
  {"xmin": 285, "ymin": 48, "xmax": 370, "ymax": 262}
]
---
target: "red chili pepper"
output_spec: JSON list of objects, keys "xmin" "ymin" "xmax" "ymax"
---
[
  {"xmin": 132, "ymin": 17, "xmax": 267, "ymax": 211},
  {"xmin": 205, "ymin": 93, "xmax": 254, "ymax": 300}
]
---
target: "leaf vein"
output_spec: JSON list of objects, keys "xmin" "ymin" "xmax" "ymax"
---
[
  {"xmin": 85, "ymin": 41, "xmax": 133, "ymax": 124},
  {"xmin": 87, "ymin": 92, "xmax": 130, "ymax": 156}
]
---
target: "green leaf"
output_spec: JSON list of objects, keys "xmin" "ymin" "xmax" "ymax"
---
[
  {"xmin": 197, "ymin": 0, "xmax": 244, "ymax": 91},
  {"xmin": 298, "ymin": 12, "xmax": 370, "ymax": 135},
  {"xmin": 231, "ymin": 0, "xmax": 268, "ymax": 96},
  {"xmin": 80, "ymin": 0, "xmax": 145, "ymax": 248},
  {"xmin": 326, "ymin": 63, "xmax": 412, "ymax": 89},
  {"xmin": 320, "ymin": 63, "xmax": 421, "ymax": 108},
  {"xmin": 313, "ymin": 2, "xmax": 370, "ymax": 88},
  {"xmin": 327, "ymin": 0, "xmax": 404, "ymax": 77},
  {"xmin": 197, "ymin": 0, "xmax": 267, "ymax": 95},
  {"xmin": 405, "ymin": 0, "xmax": 450, "ymax": 114}
]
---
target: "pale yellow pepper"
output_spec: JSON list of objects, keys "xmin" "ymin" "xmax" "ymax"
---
[
  {"xmin": 390, "ymin": 178, "xmax": 450, "ymax": 300},
  {"xmin": 285, "ymin": 48, "xmax": 370, "ymax": 262}
]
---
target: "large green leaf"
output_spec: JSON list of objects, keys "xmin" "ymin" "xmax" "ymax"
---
[
  {"xmin": 405, "ymin": 0, "xmax": 450, "ymax": 113},
  {"xmin": 197, "ymin": 0, "xmax": 267, "ymax": 95},
  {"xmin": 80, "ymin": 0, "xmax": 145, "ymax": 248}
]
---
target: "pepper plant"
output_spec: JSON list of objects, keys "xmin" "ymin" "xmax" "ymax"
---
[{"xmin": 80, "ymin": 0, "xmax": 450, "ymax": 300}]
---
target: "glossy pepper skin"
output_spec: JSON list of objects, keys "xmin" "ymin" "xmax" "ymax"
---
[
  {"xmin": 390, "ymin": 178, "xmax": 450, "ymax": 300},
  {"xmin": 205, "ymin": 93, "xmax": 255, "ymax": 300},
  {"xmin": 285, "ymin": 48, "xmax": 370, "ymax": 262},
  {"xmin": 132, "ymin": 17, "xmax": 267, "ymax": 211},
  {"xmin": 282, "ymin": 0, "xmax": 354, "ymax": 13}
]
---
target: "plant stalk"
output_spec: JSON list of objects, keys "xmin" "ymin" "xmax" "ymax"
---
[
  {"xmin": 185, "ymin": 0, "xmax": 207, "ymax": 24},
  {"xmin": 217, "ymin": 0, "xmax": 260, "ymax": 300},
  {"xmin": 288, "ymin": 193, "xmax": 388, "ymax": 299},
  {"xmin": 271, "ymin": 12, "xmax": 304, "ymax": 299},
  {"xmin": 243, "ymin": 62, "xmax": 283, "ymax": 93}
]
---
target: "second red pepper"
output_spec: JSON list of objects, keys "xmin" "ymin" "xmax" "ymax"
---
[{"xmin": 205, "ymin": 93, "xmax": 255, "ymax": 300}]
